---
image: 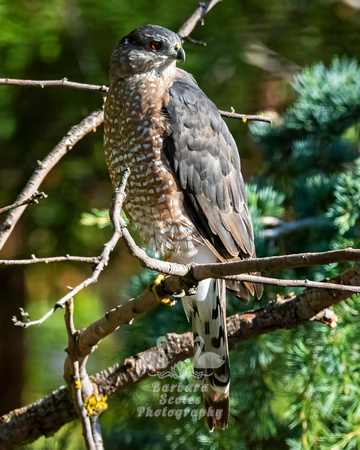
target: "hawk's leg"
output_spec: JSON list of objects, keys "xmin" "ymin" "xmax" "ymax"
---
[{"xmin": 149, "ymin": 274, "xmax": 177, "ymax": 307}]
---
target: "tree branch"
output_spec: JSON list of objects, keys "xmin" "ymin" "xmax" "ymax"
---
[
  {"xmin": 177, "ymin": 0, "xmax": 222, "ymax": 39},
  {"xmin": 64, "ymin": 300, "xmax": 96, "ymax": 450},
  {"xmin": 219, "ymin": 110, "xmax": 272, "ymax": 124},
  {"xmin": 0, "ymin": 191, "xmax": 48, "ymax": 215},
  {"xmin": 2, "ymin": 263, "xmax": 359, "ymax": 448},
  {"xmin": 0, "ymin": 77, "xmax": 108, "ymax": 92},
  {"xmin": 223, "ymin": 273, "xmax": 360, "ymax": 293},
  {"xmin": 12, "ymin": 170, "xmax": 130, "ymax": 328},
  {"xmin": 0, "ymin": 108, "xmax": 104, "ymax": 252},
  {"xmin": 10, "ymin": 164, "xmax": 360, "ymax": 330},
  {"xmin": 117, "ymin": 208, "xmax": 360, "ymax": 290},
  {"xmin": 0, "ymin": 76, "xmax": 273, "ymax": 126},
  {"xmin": 191, "ymin": 248, "xmax": 360, "ymax": 280},
  {"xmin": 0, "ymin": 255, "xmax": 99, "ymax": 265}
]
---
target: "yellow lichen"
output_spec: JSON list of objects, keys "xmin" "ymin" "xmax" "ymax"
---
[{"xmin": 84, "ymin": 394, "xmax": 108, "ymax": 416}]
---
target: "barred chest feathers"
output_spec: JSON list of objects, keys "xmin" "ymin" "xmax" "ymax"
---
[{"xmin": 104, "ymin": 65, "xmax": 201, "ymax": 257}]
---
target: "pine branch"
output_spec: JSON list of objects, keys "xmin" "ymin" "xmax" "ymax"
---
[{"xmin": 1, "ymin": 263, "xmax": 359, "ymax": 447}]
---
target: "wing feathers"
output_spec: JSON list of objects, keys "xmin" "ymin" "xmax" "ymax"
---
[{"xmin": 163, "ymin": 73, "xmax": 261, "ymax": 295}]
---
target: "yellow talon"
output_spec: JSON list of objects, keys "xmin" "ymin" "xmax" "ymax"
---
[
  {"xmin": 150, "ymin": 274, "xmax": 177, "ymax": 307},
  {"xmin": 74, "ymin": 380, "xmax": 82, "ymax": 389}
]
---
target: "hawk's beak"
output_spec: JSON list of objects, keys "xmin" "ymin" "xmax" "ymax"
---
[{"xmin": 176, "ymin": 47, "xmax": 186, "ymax": 63}]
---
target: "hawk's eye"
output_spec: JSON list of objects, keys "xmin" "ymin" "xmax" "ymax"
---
[{"xmin": 149, "ymin": 41, "xmax": 163, "ymax": 51}]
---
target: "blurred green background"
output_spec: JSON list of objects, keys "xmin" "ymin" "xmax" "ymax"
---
[{"xmin": 1, "ymin": 0, "xmax": 360, "ymax": 448}]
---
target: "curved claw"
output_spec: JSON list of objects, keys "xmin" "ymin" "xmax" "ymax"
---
[{"xmin": 149, "ymin": 274, "xmax": 177, "ymax": 307}]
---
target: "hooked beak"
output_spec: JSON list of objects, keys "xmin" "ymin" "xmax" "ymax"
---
[{"xmin": 176, "ymin": 46, "xmax": 186, "ymax": 63}]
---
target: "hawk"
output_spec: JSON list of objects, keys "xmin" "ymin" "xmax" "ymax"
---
[{"xmin": 104, "ymin": 25, "xmax": 262, "ymax": 431}]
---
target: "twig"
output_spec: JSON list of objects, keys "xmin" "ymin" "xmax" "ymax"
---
[
  {"xmin": 1, "ymin": 75, "xmax": 272, "ymax": 127},
  {"xmin": 0, "ymin": 78, "xmax": 108, "ymax": 92},
  {"xmin": 223, "ymin": 273, "xmax": 360, "ymax": 293},
  {"xmin": 219, "ymin": 110, "xmax": 272, "ymax": 124},
  {"xmin": 0, "ymin": 255, "xmax": 99, "ymax": 265},
  {"xmin": 0, "ymin": 77, "xmax": 272, "ymax": 125},
  {"xmin": 3, "ymin": 263, "xmax": 359, "ymax": 447},
  {"xmin": 64, "ymin": 300, "xmax": 96, "ymax": 450},
  {"xmin": 12, "ymin": 170, "xmax": 130, "ymax": 328},
  {"xmin": 0, "ymin": 192, "xmax": 47, "ymax": 215},
  {"xmin": 177, "ymin": 0, "xmax": 222, "ymax": 39},
  {"xmin": 0, "ymin": 109, "xmax": 104, "ymax": 252}
]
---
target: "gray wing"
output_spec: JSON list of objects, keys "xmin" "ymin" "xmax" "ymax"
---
[{"xmin": 163, "ymin": 73, "xmax": 256, "ymax": 262}]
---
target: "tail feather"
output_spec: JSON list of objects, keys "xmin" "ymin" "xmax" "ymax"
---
[
  {"xmin": 226, "ymin": 276, "xmax": 263, "ymax": 304},
  {"xmin": 189, "ymin": 278, "xmax": 230, "ymax": 431}
]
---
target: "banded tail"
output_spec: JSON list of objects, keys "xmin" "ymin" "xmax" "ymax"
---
[{"xmin": 183, "ymin": 277, "xmax": 230, "ymax": 431}]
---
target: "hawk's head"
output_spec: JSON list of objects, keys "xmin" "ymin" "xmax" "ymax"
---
[{"xmin": 110, "ymin": 25, "xmax": 185, "ymax": 82}]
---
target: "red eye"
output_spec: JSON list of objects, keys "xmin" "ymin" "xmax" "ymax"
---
[{"xmin": 150, "ymin": 41, "xmax": 163, "ymax": 51}]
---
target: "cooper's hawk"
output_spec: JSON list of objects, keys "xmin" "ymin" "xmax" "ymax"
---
[{"xmin": 104, "ymin": 25, "xmax": 262, "ymax": 430}]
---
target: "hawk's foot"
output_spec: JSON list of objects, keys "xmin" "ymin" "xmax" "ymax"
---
[{"xmin": 149, "ymin": 274, "xmax": 177, "ymax": 307}]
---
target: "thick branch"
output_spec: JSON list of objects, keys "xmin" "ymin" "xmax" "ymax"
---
[
  {"xmin": 0, "ymin": 78, "xmax": 108, "ymax": 92},
  {"xmin": 119, "ymin": 214, "xmax": 360, "ymax": 285},
  {"xmin": 191, "ymin": 248, "xmax": 360, "ymax": 280},
  {"xmin": 0, "ymin": 109, "xmax": 104, "ymax": 252},
  {"xmin": 2, "ymin": 263, "xmax": 359, "ymax": 448}
]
